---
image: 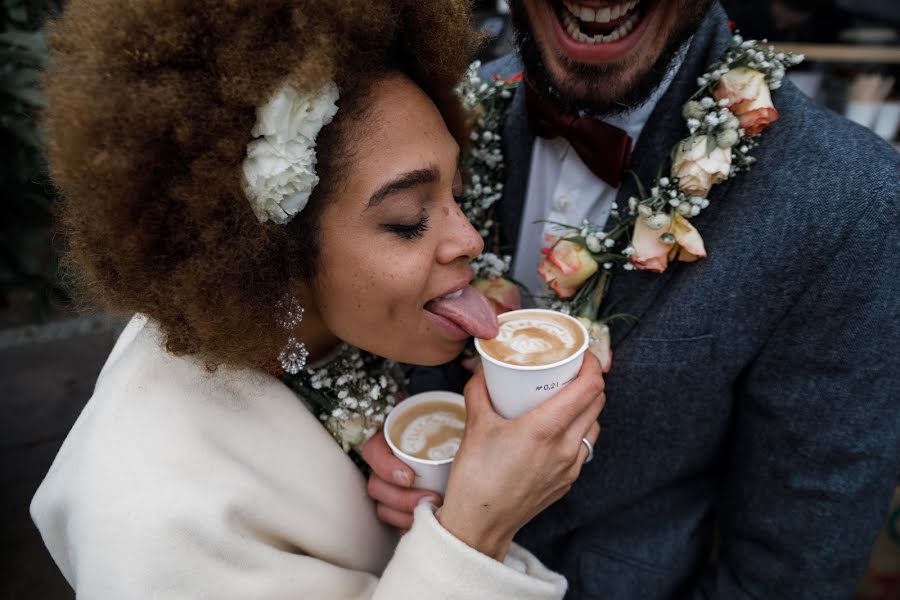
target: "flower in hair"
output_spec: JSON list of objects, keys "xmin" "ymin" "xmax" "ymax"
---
[{"xmin": 242, "ymin": 81, "xmax": 339, "ymax": 224}]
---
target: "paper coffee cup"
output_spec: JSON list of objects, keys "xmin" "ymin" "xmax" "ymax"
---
[
  {"xmin": 384, "ymin": 391, "xmax": 465, "ymax": 494},
  {"xmin": 474, "ymin": 309, "xmax": 589, "ymax": 419}
]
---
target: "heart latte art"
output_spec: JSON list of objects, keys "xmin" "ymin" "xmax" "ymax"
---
[{"xmin": 480, "ymin": 312, "xmax": 585, "ymax": 367}]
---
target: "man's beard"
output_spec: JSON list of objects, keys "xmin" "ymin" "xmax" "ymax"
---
[{"xmin": 510, "ymin": 0, "xmax": 714, "ymax": 117}]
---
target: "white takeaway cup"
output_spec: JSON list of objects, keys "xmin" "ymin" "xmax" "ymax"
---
[
  {"xmin": 384, "ymin": 391, "xmax": 466, "ymax": 495},
  {"xmin": 474, "ymin": 309, "xmax": 589, "ymax": 419}
]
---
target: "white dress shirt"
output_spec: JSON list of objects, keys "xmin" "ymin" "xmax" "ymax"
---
[{"xmin": 512, "ymin": 47, "xmax": 688, "ymax": 296}]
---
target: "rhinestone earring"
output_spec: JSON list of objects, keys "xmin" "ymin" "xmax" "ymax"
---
[{"xmin": 277, "ymin": 296, "xmax": 308, "ymax": 374}]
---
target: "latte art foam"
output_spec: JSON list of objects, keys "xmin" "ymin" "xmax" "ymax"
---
[
  {"xmin": 480, "ymin": 313, "xmax": 584, "ymax": 367},
  {"xmin": 389, "ymin": 401, "xmax": 466, "ymax": 461}
]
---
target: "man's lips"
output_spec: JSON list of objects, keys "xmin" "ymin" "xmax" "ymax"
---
[{"xmin": 544, "ymin": 0, "xmax": 660, "ymax": 63}]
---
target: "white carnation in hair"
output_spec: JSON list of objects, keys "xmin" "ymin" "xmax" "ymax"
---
[{"xmin": 242, "ymin": 81, "xmax": 339, "ymax": 224}]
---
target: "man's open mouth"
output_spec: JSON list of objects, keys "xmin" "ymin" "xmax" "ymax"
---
[{"xmin": 552, "ymin": 0, "xmax": 655, "ymax": 45}]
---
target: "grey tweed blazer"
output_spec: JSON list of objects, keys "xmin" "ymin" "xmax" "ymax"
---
[{"xmin": 410, "ymin": 4, "xmax": 900, "ymax": 599}]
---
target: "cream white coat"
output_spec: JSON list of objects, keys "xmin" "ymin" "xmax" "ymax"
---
[{"xmin": 31, "ymin": 316, "xmax": 567, "ymax": 599}]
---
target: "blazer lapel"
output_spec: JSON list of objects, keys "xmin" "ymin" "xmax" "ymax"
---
[
  {"xmin": 497, "ymin": 83, "xmax": 535, "ymax": 255},
  {"xmin": 606, "ymin": 4, "xmax": 733, "ymax": 345}
]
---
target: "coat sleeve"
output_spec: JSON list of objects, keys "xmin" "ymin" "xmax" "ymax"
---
[
  {"xmin": 376, "ymin": 505, "xmax": 567, "ymax": 600},
  {"xmin": 691, "ymin": 190, "xmax": 900, "ymax": 598},
  {"xmin": 33, "ymin": 488, "xmax": 565, "ymax": 600}
]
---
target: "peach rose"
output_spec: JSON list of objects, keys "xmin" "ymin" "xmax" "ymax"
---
[
  {"xmin": 714, "ymin": 67, "xmax": 779, "ymax": 136},
  {"xmin": 631, "ymin": 213, "xmax": 707, "ymax": 273},
  {"xmin": 672, "ymin": 136, "xmax": 732, "ymax": 197},
  {"xmin": 473, "ymin": 277, "xmax": 522, "ymax": 315},
  {"xmin": 577, "ymin": 318, "xmax": 613, "ymax": 373},
  {"xmin": 538, "ymin": 238, "xmax": 599, "ymax": 298}
]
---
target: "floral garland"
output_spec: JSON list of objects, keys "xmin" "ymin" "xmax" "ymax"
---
[
  {"xmin": 282, "ymin": 344, "xmax": 405, "ymax": 452},
  {"xmin": 459, "ymin": 34, "xmax": 803, "ymax": 367}
]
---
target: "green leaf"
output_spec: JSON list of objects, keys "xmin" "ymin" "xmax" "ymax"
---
[
  {"xmin": 537, "ymin": 219, "xmax": 580, "ymax": 232},
  {"xmin": 626, "ymin": 170, "xmax": 648, "ymax": 199},
  {"xmin": 559, "ymin": 235, "xmax": 587, "ymax": 247},
  {"xmin": 598, "ymin": 312, "xmax": 638, "ymax": 325},
  {"xmin": 706, "ymin": 133, "xmax": 718, "ymax": 155}
]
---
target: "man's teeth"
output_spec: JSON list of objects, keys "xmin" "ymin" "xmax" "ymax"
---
[
  {"xmin": 439, "ymin": 290, "xmax": 464, "ymax": 301},
  {"xmin": 561, "ymin": 2, "xmax": 641, "ymax": 44},
  {"xmin": 563, "ymin": 0, "xmax": 639, "ymax": 24}
]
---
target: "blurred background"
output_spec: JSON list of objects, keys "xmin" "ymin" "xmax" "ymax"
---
[{"xmin": 2, "ymin": 0, "xmax": 898, "ymax": 598}]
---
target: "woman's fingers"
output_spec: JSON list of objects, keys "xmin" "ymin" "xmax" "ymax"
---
[
  {"xmin": 367, "ymin": 473, "xmax": 442, "ymax": 521},
  {"xmin": 360, "ymin": 431, "xmax": 415, "ymax": 488},
  {"xmin": 583, "ymin": 420, "xmax": 601, "ymax": 448},
  {"xmin": 526, "ymin": 353, "xmax": 605, "ymax": 435},
  {"xmin": 376, "ymin": 503, "xmax": 416, "ymax": 531},
  {"xmin": 568, "ymin": 389, "xmax": 606, "ymax": 440},
  {"xmin": 462, "ymin": 369, "xmax": 495, "ymax": 426},
  {"xmin": 571, "ymin": 421, "xmax": 601, "ymax": 479}
]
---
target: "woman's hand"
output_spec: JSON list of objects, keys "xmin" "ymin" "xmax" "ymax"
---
[
  {"xmin": 362, "ymin": 432, "xmax": 442, "ymax": 531},
  {"xmin": 436, "ymin": 353, "xmax": 605, "ymax": 560}
]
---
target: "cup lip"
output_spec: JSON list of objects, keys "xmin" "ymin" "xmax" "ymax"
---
[
  {"xmin": 474, "ymin": 308, "xmax": 590, "ymax": 371},
  {"xmin": 384, "ymin": 391, "xmax": 465, "ymax": 466}
]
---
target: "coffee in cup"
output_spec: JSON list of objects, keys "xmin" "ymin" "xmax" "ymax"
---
[
  {"xmin": 383, "ymin": 391, "xmax": 466, "ymax": 494},
  {"xmin": 388, "ymin": 400, "xmax": 465, "ymax": 461},
  {"xmin": 475, "ymin": 309, "xmax": 589, "ymax": 419},
  {"xmin": 479, "ymin": 310, "xmax": 585, "ymax": 367}
]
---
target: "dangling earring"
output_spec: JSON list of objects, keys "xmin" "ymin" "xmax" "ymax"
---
[{"xmin": 277, "ymin": 295, "xmax": 308, "ymax": 375}]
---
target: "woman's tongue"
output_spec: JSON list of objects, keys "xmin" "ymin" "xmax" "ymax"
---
[{"xmin": 425, "ymin": 286, "xmax": 499, "ymax": 339}]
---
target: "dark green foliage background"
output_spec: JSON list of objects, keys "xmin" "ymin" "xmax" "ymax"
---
[{"xmin": 2, "ymin": 0, "xmax": 66, "ymax": 325}]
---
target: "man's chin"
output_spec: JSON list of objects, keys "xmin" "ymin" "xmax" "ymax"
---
[{"xmin": 512, "ymin": 0, "xmax": 714, "ymax": 115}]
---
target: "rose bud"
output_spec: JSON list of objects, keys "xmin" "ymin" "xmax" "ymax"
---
[
  {"xmin": 472, "ymin": 277, "xmax": 522, "ymax": 315},
  {"xmin": 714, "ymin": 67, "xmax": 779, "ymax": 136},
  {"xmin": 671, "ymin": 136, "xmax": 732, "ymax": 197},
  {"xmin": 631, "ymin": 213, "xmax": 707, "ymax": 272},
  {"xmin": 538, "ymin": 237, "xmax": 599, "ymax": 298}
]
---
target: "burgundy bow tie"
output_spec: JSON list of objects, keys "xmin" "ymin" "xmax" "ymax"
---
[{"xmin": 524, "ymin": 79, "xmax": 633, "ymax": 189}]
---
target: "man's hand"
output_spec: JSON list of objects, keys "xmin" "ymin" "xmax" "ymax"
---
[{"xmin": 361, "ymin": 431, "xmax": 443, "ymax": 530}]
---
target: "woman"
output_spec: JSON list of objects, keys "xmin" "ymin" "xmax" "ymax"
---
[{"xmin": 31, "ymin": 0, "xmax": 605, "ymax": 597}]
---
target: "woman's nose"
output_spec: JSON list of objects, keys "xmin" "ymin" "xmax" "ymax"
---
[{"xmin": 435, "ymin": 201, "xmax": 484, "ymax": 264}]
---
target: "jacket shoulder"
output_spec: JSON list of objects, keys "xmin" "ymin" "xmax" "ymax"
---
[{"xmin": 764, "ymin": 80, "xmax": 899, "ymax": 208}]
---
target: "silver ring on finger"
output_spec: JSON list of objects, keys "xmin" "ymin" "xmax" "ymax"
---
[{"xmin": 581, "ymin": 437, "xmax": 594, "ymax": 464}]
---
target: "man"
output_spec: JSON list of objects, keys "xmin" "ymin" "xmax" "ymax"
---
[{"xmin": 363, "ymin": 1, "xmax": 900, "ymax": 597}]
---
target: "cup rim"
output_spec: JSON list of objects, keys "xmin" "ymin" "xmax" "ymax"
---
[
  {"xmin": 474, "ymin": 308, "xmax": 590, "ymax": 371},
  {"xmin": 384, "ymin": 391, "xmax": 466, "ymax": 466}
]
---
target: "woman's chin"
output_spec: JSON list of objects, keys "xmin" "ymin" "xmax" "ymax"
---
[{"xmin": 388, "ymin": 338, "xmax": 468, "ymax": 367}]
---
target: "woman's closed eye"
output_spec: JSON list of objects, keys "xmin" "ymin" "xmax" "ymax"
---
[{"xmin": 385, "ymin": 211, "xmax": 430, "ymax": 240}]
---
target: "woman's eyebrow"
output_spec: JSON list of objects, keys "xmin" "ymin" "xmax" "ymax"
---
[{"xmin": 367, "ymin": 166, "xmax": 439, "ymax": 207}]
